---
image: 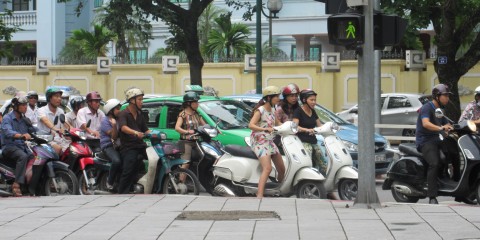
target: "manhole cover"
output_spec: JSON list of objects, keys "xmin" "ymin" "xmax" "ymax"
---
[{"xmin": 176, "ymin": 211, "xmax": 280, "ymax": 221}]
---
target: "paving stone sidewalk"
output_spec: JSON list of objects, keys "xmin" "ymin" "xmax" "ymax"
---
[{"xmin": 1, "ymin": 195, "xmax": 480, "ymax": 240}]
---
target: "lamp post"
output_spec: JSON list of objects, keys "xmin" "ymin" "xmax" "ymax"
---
[{"xmin": 255, "ymin": 0, "xmax": 283, "ymax": 94}]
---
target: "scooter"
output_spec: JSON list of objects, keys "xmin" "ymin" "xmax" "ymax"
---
[
  {"xmin": 315, "ymin": 122, "xmax": 358, "ymax": 200},
  {"xmin": 383, "ymin": 108, "xmax": 480, "ymax": 204},
  {"xmin": 90, "ymin": 130, "xmax": 200, "ymax": 195},
  {"xmin": 0, "ymin": 131, "xmax": 78, "ymax": 197},
  {"xmin": 212, "ymin": 121, "xmax": 327, "ymax": 198}
]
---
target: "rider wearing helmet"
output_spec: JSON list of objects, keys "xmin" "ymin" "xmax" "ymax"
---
[
  {"xmin": 1, "ymin": 96, "xmax": 35, "ymax": 196},
  {"xmin": 117, "ymin": 87, "xmax": 150, "ymax": 194},
  {"xmin": 77, "ymin": 91, "xmax": 105, "ymax": 139},
  {"xmin": 65, "ymin": 96, "xmax": 85, "ymax": 128},
  {"xmin": 276, "ymin": 83, "xmax": 300, "ymax": 123},
  {"xmin": 25, "ymin": 91, "xmax": 39, "ymax": 126},
  {"xmin": 38, "ymin": 87, "xmax": 70, "ymax": 155},
  {"xmin": 248, "ymin": 86, "xmax": 285, "ymax": 198},
  {"xmin": 459, "ymin": 86, "xmax": 480, "ymax": 125},
  {"xmin": 175, "ymin": 91, "xmax": 207, "ymax": 175},
  {"xmin": 416, "ymin": 84, "xmax": 459, "ymax": 204},
  {"xmin": 100, "ymin": 98, "xmax": 123, "ymax": 190},
  {"xmin": 293, "ymin": 89, "xmax": 327, "ymax": 175},
  {"xmin": 61, "ymin": 91, "xmax": 70, "ymax": 112}
]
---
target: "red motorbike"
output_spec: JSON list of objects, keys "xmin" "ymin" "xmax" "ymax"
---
[{"xmin": 58, "ymin": 115, "xmax": 95, "ymax": 195}]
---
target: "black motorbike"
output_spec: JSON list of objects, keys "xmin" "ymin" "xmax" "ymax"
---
[{"xmin": 383, "ymin": 109, "xmax": 480, "ymax": 204}]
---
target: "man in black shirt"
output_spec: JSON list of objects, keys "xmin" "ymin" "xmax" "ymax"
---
[
  {"xmin": 117, "ymin": 88, "xmax": 150, "ymax": 194},
  {"xmin": 415, "ymin": 84, "xmax": 459, "ymax": 204}
]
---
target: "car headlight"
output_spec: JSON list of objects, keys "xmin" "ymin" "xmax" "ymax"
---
[
  {"xmin": 342, "ymin": 140, "xmax": 358, "ymax": 152},
  {"xmin": 385, "ymin": 140, "xmax": 391, "ymax": 150}
]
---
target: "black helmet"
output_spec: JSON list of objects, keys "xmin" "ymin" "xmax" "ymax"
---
[
  {"xmin": 11, "ymin": 96, "xmax": 28, "ymax": 108},
  {"xmin": 69, "ymin": 96, "xmax": 85, "ymax": 111},
  {"xmin": 27, "ymin": 91, "xmax": 38, "ymax": 99},
  {"xmin": 299, "ymin": 89, "xmax": 317, "ymax": 103},
  {"xmin": 183, "ymin": 92, "xmax": 200, "ymax": 102},
  {"xmin": 432, "ymin": 84, "xmax": 452, "ymax": 98}
]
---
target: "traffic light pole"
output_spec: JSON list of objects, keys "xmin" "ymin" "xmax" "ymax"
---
[
  {"xmin": 353, "ymin": 0, "xmax": 381, "ymax": 208},
  {"xmin": 374, "ymin": 0, "xmax": 381, "ymax": 134}
]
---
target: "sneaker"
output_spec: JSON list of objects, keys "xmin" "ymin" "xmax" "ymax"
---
[{"xmin": 106, "ymin": 182, "xmax": 114, "ymax": 190}]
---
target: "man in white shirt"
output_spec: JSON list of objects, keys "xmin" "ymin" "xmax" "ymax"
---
[
  {"xmin": 77, "ymin": 91, "xmax": 105, "ymax": 152},
  {"xmin": 65, "ymin": 96, "xmax": 85, "ymax": 129},
  {"xmin": 37, "ymin": 88, "xmax": 71, "ymax": 155},
  {"xmin": 25, "ymin": 91, "xmax": 39, "ymax": 127}
]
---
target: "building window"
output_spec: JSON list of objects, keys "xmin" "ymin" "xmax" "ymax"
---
[
  {"xmin": 13, "ymin": 0, "xmax": 29, "ymax": 11},
  {"xmin": 291, "ymin": 45, "xmax": 322, "ymax": 61},
  {"xmin": 94, "ymin": 0, "xmax": 104, "ymax": 8},
  {"xmin": 129, "ymin": 48, "xmax": 148, "ymax": 64}
]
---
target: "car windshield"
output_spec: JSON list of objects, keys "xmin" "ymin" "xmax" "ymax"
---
[
  {"xmin": 314, "ymin": 104, "xmax": 349, "ymax": 125},
  {"xmin": 200, "ymin": 100, "xmax": 252, "ymax": 130}
]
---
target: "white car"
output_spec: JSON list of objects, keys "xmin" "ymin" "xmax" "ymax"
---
[{"xmin": 337, "ymin": 93, "xmax": 431, "ymax": 138}]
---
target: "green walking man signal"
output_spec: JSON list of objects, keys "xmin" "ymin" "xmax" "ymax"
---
[{"xmin": 346, "ymin": 21, "xmax": 356, "ymax": 39}]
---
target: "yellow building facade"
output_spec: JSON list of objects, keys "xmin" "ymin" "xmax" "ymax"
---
[{"xmin": 1, "ymin": 60, "xmax": 480, "ymax": 112}]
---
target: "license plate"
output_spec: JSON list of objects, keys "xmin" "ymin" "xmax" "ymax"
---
[{"xmin": 375, "ymin": 154, "xmax": 386, "ymax": 162}]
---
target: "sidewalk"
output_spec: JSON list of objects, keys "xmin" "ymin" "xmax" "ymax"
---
[{"xmin": 1, "ymin": 195, "xmax": 480, "ymax": 240}]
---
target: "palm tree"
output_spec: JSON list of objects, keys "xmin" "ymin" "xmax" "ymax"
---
[
  {"xmin": 198, "ymin": 4, "xmax": 227, "ymax": 48},
  {"xmin": 203, "ymin": 13, "xmax": 254, "ymax": 61},
  {"xmin": 71, "ymin": 25, "xmax": 116, "ymax": 58}
]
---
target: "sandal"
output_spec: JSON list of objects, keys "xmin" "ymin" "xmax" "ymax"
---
[{"xmin": 12, "ymin": 182, "xmax": 23, "ymax": 197}]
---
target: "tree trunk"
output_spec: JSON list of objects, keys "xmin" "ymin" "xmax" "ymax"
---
[
  {"xmin": 434, "ymin": 55, "xmax": 462, "ymax": 121},
  {"xmin": 184, "ymin": 15, "xmax": 204, "ymax": 86}
]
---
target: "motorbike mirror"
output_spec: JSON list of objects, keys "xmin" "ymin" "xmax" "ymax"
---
[
  {"xmin": 23, "ymin": 117, "xmax": 33, "ymax": 127},
  {"xmin": 59, "ymin": 114, "xmax": 65, "ymax": 124},
  {"xmin": 434, "ymin": 108, "xmax": 444, "ymax": 119},
  {"xmin": 53, "ymin": 116, "xmax": 59, "ymax": 125},
  {"xmin": 86, "ymin": 119, "xmax": 92, "ymax": 128}
]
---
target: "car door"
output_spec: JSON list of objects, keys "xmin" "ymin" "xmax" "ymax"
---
[
  {"xmin": 141, "ymin": 102, "xmax": 165, "ymax": 129},
  {"xmin": 161, "ymin": 102, "xmax": 183, "ymax": 141},
  {"xmin": 381, "ymin": 95, "xmax": 413, "ymax": 136}
]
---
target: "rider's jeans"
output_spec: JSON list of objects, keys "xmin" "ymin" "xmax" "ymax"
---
[
  {"xmin": 2, "ymin": 146, "xmax": 33, "ymax": 184},
  {"xmin": 103, "ymin": 146, "xmax": 121, "ymax": 186},
  {"xmin": 420, "ymin": 139, "xmax": 459, "ymax": 197}
]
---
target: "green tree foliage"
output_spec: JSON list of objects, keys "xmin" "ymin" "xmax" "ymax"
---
[
  {"xmin": 71, "ymin": 25, "xmax": 116, "ymax": 58},
  {"xmin": 0, "ymin": 8, "xmax": 20, "ymax": 60},
  {"xmin": 382, "ymin": 0, "xmax": 480, "ymax": 118},
  {"xmin": 203, "ymin": 13, "xmax": 254, "ymax": 61},
  {"xmin": 198, "ymin": 4, "xmax": 227, "ymax": 48}
]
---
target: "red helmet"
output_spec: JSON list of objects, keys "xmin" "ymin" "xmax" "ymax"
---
[
  {"xmin": 282, "ymin": 83, "xmax": 300, "ymax": 96},
  {"xmin": 86, "ymin": 91, "xmax": 102, "ymax": 101}
]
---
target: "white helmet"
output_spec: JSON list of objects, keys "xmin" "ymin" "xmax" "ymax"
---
[
  {"xmin": 103, "ymin": 98, "xmax": 121, "ymax": 115},
  {"xmin": 125, "ymin": 88, "xmax": 144, "ymax": 101},
  {"xmin": 475, "ymin": 86, "xmax": 480, "ymax": 95}
]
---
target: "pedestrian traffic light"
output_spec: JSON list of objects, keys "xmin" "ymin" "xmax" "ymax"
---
[
  {"xmin": 373, "ymin": 13, "xmax": 408, "ymax": 49},
  {"xmin": 327, "ymin": 13, "xmax": 364, "ymax": 47},
  {"xmin": 314, "ymin": 0, "xmax": 348, "ymax": 14}
]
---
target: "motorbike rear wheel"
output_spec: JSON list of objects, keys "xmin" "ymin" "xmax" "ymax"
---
[
  {"xmin": 44, "ymin": 169, "xmax": 78, "ymax": 196},
  {"xmin": 391, "ymin": 182, "xmax": 420, "ymax": 203},
  {"xmin": 296, "ymin": 180, "xmax": 327, "ymax": 199},
  {"xmin": 162, "ymin": 168, "xmax": 200, "ymax": 195},
  {"xmin": 338, "ymin": 179, "xmax": 358, "ymax": 201}
]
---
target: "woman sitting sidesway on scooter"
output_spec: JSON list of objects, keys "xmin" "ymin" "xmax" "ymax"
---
[{"xmin": 249, "ymin": 86, "xmax": 285, "ymax": 198}]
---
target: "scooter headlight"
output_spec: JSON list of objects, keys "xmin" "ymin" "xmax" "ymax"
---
[
  {"xmin": 201, "ymin": 143, "xmax": 221, "ymax": 158},
  {"xmin": 290, "ymin": 122, "xmax": 298, "ymax": 133},
  {"xmin": 342, "ymin": 140, "xmax": 358, "ymax": 152},
  {"xmin": 204, "ymin": 128, "xmax": 218, "ymax": 138},
  {"xmin": 76, "ymin": 130, "xmax": 87, "ymax": 140}
]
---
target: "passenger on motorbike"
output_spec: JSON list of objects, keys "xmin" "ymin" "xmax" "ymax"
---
[
  {"xmin": 416, "ymin": 84, "xmax": 460, "ymax": 204},
  {"xmin": 77, "ymin": 91, "xmax": 105, "ymax": 152},
  {"xmin": 65, "ymin": 96, "xmax": 85, "ymax": 128},
  {"xmin": 175, "ymin": 91, "xmax": 207, "ymax": 172},
  {"xmin": 100, "ymin": 98, "xmax": 122, "ymax": 190},
  {"xmin": 459, "ymin": 85, "xmax": 480, "ymax": 126},
  {"xmin": 1, "ymin": 96, "xmax": 36, "ymax": 197},
  {"xmin": 117, "ymin": 88, "xmax": 150, "ymax": 194},
  {"xmin": 275, "ymin": 83, "xmax": 300, "ymax": 122},
  {"xmin": 249, "ymin": 86, "xmax": 286, "ymax": 198},
  {"xmin": 61, "ymin": 91, "xmax": 70, "ymax": 112},
  {"xmin": 25, "ymin": 91, "xmax": 39, "ymax": 127},
  {"xmin": 293, "ymin": 89, "xmax": 327, "ymax": 175},
  {"xmin": 37, "ymin": 88, "xmax": 71, "ymax": 155}
]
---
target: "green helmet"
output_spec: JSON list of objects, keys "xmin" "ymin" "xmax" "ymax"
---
[
  {"xmin": 183, "ymin": 92, "xmax": 200, "ymax": 102},
  {"xmin": 46, "ymin": 88, "xmax": 63, "ymax": 102}
]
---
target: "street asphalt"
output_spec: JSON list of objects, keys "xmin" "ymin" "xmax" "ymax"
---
[{"xmin": 1, "ymin": 194, "xmax": 479, "ymax": 240}]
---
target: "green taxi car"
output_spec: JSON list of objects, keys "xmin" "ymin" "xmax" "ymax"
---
[{"xmin": 122, "ymin": 95, "xmax": 252, "ymax": 146}]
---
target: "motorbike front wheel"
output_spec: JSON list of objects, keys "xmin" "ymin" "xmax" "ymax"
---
[
  {"xmin": 391, "ymin": 182, "xmax": 420, "ymax": 203},
  {"xmin": 162, "ymin": 168, "xmax": 200, "ymax": 195},
  {"xmin": 77, "ymin": 166, "xmax": 97, "ymax": 195},
  {"xmin": 296, "ymin": 180, "xmax": 327, "ymax": 199},
  {"xmin": 44, "ymin": 169, "xmax": 78, "ymax": 196},
  {"xmin": 338, "ymin": 179, "xmax": 358, "ymax": 201}
]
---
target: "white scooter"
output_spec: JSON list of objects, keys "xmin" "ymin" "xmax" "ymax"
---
[
  {"xmin": 212, "ymin": 121, "xmax": 327, "ymax": 198},
  {"xmin": 315, "ymin": 122, "xmax": 358, "ymax": 200}
]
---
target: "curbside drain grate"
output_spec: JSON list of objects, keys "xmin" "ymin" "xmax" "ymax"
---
[{"xmin": 176, "ymin": 211, "xmax": 280, "ymax": 221}]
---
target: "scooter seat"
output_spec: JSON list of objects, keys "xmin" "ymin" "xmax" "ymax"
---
[
  {"xmin": 224, "ymin": 145, "xmax": 258, "ymax": 159},
  {"xmin": 398, "ymin": 143, "xmax": 423, "ymax": 158}
]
